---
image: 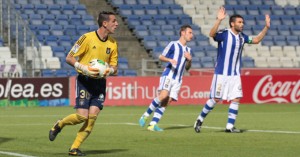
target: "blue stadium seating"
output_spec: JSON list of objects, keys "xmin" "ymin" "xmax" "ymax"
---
[
  {"xmin": 134, "ymin": 25, "xmax": 149, "ymax": 40},
  {"xmin": 123, "ymin": 69, "xmax": 137, "ymax": 76},
  {"xmin": 242, "ymin": 56, "xmax": 255, "ymax": 68},
  {"xmin": 41, "ymin": 69, "xmax": 55, "ymax": 77},
  {"xmin": 55, "ymin": 69, "xmax": 69, "ymax": 77},
  {"xmin": 124, "ymin": 0, "xmax": 137, "ymax": 5}
]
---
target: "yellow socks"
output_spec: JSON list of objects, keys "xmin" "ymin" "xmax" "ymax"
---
[
  {"xmin": 58, "ymin": 114, "xmax": 87, "ymax": 129},
  {"xmin": 71, "ymin": 114, "xmax": 97, "ymax": 149}
]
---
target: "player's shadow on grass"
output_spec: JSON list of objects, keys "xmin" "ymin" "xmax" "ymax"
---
[
  {"xmin": 0, "ymin": 137, "xmax": 13, "ymax": 145},
  {"xmin": 84, "ymin": 149, "xmax": 128, "ymax": 155},
  {"xmin": 164, "ymin": 125, "xmax": 193, "ymax": 130}
]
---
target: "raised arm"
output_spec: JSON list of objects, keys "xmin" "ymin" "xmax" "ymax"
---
[
  {"xmin": 252, "ymin": 14, "xmax": 271, "ymax": 44},
  {"xmin": 209, "ymin": 6, "xmax": 227, "ymax": 38}
]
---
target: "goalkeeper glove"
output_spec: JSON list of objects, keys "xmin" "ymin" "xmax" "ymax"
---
[
  {"xmin": 74, "ymin": 62, "xmax": 99, "ymax": 78},
  {"xmin": 103, "ymin": 67, "xmax": 115, "ymax": 78}
]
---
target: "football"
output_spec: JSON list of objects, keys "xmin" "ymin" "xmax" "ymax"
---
[{"xmin": 89, "ymin": 59, "xmax": 108, "ymax": 78}]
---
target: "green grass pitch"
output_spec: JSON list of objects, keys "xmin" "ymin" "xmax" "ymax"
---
[{"xmin": 0, "ymin": 104, "xmax": 300, "ymax": 157}]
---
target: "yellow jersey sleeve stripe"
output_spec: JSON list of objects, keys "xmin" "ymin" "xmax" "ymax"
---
[
  {"xmin": 76, "ymin": 35, "xmax": 87, "ymax": 45},
  {"xmin": 69, "ymin": 51, "xmax": 75, "ymax": 56}
]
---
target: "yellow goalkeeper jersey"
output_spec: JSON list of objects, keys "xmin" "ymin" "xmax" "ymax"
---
[{"xmin": 68, "ymin": 31, "xmax": 118, "ymax": 72}]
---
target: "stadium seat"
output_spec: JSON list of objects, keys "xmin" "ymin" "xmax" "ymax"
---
[
  {"xmin": 110, "ymin": 0, "xmax": 124, "ymax": 7},
  {"xmin": 242, "ymin": 56, "xmax": 255, "ymax": 68},
  {"xmin": 126, "ymin": 15, "xmax": 141, "ymax": 29},
  {"xmin": 157, "ymin": 36, "xmax": 169, "ymax": 47},
  {"xmin": 43, "ymin": 14, "xmax": 56, "ymax": 25},
  {"xmin": 261, "ymin": 36, "xmax": 274, "ymax": 46},
  {"xmin": 35, "ymin": 4, "xmax": 48, "ymax": 14},
  {"xmin": 56, "ymin": 15, "xmax": 69, "ymax": 25},
  {"xmin": 150, "ymin": 0, "xmax": 163, "ymax": 5},
  {"xmin": 119, "ymin": 5, "xmax": 132, "ymax": 17},
  {"xmin": 271, "ymin": 6, "xmax": 284, "ymax": 16},
  {"xmin": 50, "ymin": 25, "xmax": 64, "ymax": 36},
  {"xmin": 284, "ymin": 6, "xmax": 297, "ymax": 15},
  {"xmin": 137, "ymin": 0, "xmax": 150, "ymax": 5},
  {"xmin": 143, "ymin": 36, "xmax": 158, "ymax": 51},
  {"xmin": 140, "ymin": 15, "xmax": 153, "ymax": 26},
  {"xmin": 55, "ymin": 69, "xmax": 69, "ymax": 77},
  {"xmin": 48, "ymin": 5, "xmax": 61, "ymax": 15},
  {"xmin": 286, "ymin": 35, "xmax": 299, "ymax": 46},
  {"xmin": 144, "ymin": 5, "xmax": 158, "ymax": 15},
  {"xmin": 273, "ymin": 36, "xmax": 286, "ymax": 46},
  {"xmin": 41, "ymin": 0, "xmax": 55, "ymax": 5},
  {"xmin": 277, "ymin": 25, "xmax": 291, "ymax": 36},
  {"xmin": 55, "ymin": 0, "xmax": 68, "ymax": 5},
  {"xmin": 68, "ymin": 0, "xmax": 80, "ymax": 5},
  {"xmin": 64, "ymin": 25, "xmax": 77, "ymax": 36},
  {"xmin": 170, "ymin": 5, "xmax": 183, "ymax": 15},
  {"xmin": 123, "ymin": 69, "xmax": 137, "ymax": 76},
  {"xmin": 258, "ymin": 5, "xmax": 271, "ymax": 15},
  {"xmin": 118, "ymin": 62, "xmax": 129, "ymax": 69},
  {"xmin": 124, "ymin": 0, "xmax": 137, "ymax": 5},
  {"xmin": 225, "ymin": 0, "xmax": 238, "ymax": 5},
  {"xmin": 42, "ymin": 69, "xmax": 55, "ymax": 77},
  {"xmin": 238, "ymin": 0, "xmax": 250, "ymax": 5},
  {"xmin": 157, "ymin": 5, "xmax": 171, "ymax": 15},
  {"xmin": 132, "ymin": 5, "xmax": 145, "ymax": 15},
  {"xmin": 166, "ymin": 15, "xmax": 180, "ymax": 25},
  {"xmin": 234, "ymin": 5, "xmax": 247, "ymax": 15},
  {"xmin": 262, "ymin": 0, "xmax": 275, "ymax": 5},
  {"xmin": 76, "ymin": 25, "xmax": 90, "ymax": 35},
  {"xmin": 153, "ymin": 15, "xmax": 167, "ymax": 25},
  {"xmin": 69, "ymin": 15, "xmax": 83, "ymax": 25},
  {"xmin": 246, "ymin": 5, "xmax": 259, "ymax": 15},
  {"xmin": 37, "ymin": 25, "xmax": 51, "ymax": 36},
  {"xmin": 178, "ymin": 15, "xmax": 192, "ymax": 25},
  {"xmin": 192, "ymin": 60, "xmax": 202, "ymax": 68},
  {"xmin": 82, "ymin": 15, "xmax": 95, "ymax": 26},
  {"xmin": 266, "ymin": 26, "xmax": 278, "ymax": 36},
  {"xmin": 134, "ymin": 25, "xmax": 149, "ymax": 40},
  {"xmin": 29, "ymin": 14, "xmax": 43, "ymax": 25}
]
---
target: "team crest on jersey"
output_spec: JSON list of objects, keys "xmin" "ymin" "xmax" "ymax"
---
[
  {"xmin": 72, "ymin": 44, "xmax": 80, "ymax": 53},
  {"xmin": 106, "ymin": 48, "xmax": 111, "ymax": 54}
]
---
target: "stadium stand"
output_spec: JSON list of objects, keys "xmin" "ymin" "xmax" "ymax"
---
[
  {"xmin": 171, "ymin": 0, "xmax": 300, "ymax": 68},
  {"xmin": 0, "ymin": 46, "xmax": 23, "ymax": 77},
  {"xmin": 2, "ymin": 0, "xmax": 299, "ymax": 79},
  {"xmin": 8, "ymin": 0, "xmax": 138, "ymax": 77}
]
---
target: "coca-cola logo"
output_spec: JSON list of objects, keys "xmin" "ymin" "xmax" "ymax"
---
[{"xmin": 253, "ymin": 75, "xmax": 300, "ymax": 103}]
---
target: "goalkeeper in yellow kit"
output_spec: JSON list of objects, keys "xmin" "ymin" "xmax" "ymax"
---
[{"xmin": 49, "ymin": 11, "xmax": 118, "ymax": 156}]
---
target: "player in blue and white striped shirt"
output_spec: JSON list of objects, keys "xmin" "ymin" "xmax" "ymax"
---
[
  {"xmin": 139, "ymin": 25, "xmax": 193, "ymax": 131},
  {"xmin": 194, "ymin": 7, "xmax": 270, "ymax": 133}
]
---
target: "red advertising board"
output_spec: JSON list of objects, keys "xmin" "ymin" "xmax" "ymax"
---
[
  {"xmin": 105, "ymin": 76, "xmax": 212, "ymax": 106},
  {"xmin": 241, "ymin": 75, "xmax": 300, "ymax": 104},
  {"xmin": 69, "ymin": 76, "xmax": 213, "ymax": 106},
  {"xmin": 69, "ymin": 75, "xmax": 299, "ymax": 106}
]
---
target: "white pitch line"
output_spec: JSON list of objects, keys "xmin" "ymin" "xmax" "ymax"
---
[
  {"xmin": 1, "ymin": 122, "xmax": 300, "ymax": 134},
  {"xmin": 0, "ymin": 151, "xmax": 37, "ymax": 157}
]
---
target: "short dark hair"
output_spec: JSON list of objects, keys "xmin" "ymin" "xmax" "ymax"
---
[
  {"xmin": 179, "ymin": 24, "xmax": 192, "ymax": 36},
  {"xmin": 97, "ymin": 11, "xmax": 115, "ymax": 27},
  {"xmin": 229, "ymin": 14, "xmax": 244, "ymax": 27}
]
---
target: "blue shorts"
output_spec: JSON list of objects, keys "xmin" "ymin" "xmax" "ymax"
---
[{"xmin": 75, "ymin": 74, "xmax": 106, "ymax": 110}]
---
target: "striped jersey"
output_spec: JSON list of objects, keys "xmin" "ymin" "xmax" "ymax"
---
[
  {"xmin": 214, "ymin": 29, "xmax": 252, "ymax": 76},
  {"xmin": 68, "ymin": 31, "xmax": 118, "ymax": 74},
  {"xmin": 161, "ymin": 41, "xmax": 192, "ymax": 82}
]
